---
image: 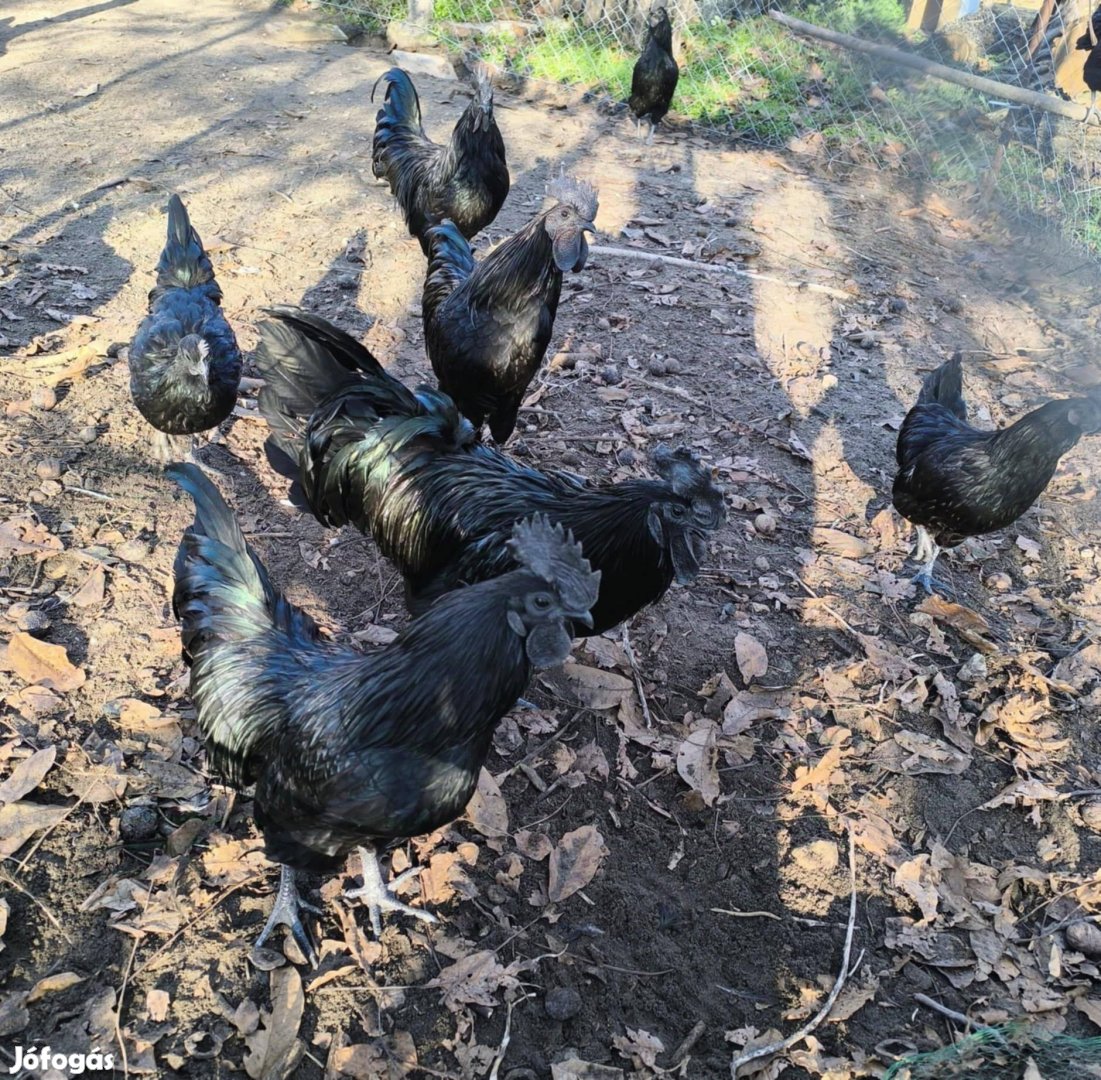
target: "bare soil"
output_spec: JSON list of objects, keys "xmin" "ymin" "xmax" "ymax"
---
[{"xmin": 2, "ymin": 2, "xmax": 1101, "ymax": 1078}]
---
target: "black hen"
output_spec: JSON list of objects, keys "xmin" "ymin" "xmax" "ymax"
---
[
  {"xmin": 255, "ymin": 307, "xmax": 725, "ymax": 636},
  {"xmin": 129, "ymin": 195, "xmax": 241, "ymax": 464},
  {"xmin": 422, "ymin": 173, "xmax": 598, "ymax": 443},
  {"xmin": 1076, "ymin": 8, "xmax": 1101, "ymax": 124},
  {"xmin": 893, "ymin": 353, "xmax": 1101, "ymax": 593},
  {"xmin": 372, "ymin": 66, "xmax": 509, "ymax": 254},
  {"xmin": 629, "ymin": 6, "xmax": 679, "ymax": 144},
  {"xmin": 170, "ymin": 462, "xmax": 598, "ymax": 960}
]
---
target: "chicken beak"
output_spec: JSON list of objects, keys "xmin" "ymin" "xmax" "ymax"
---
[
  {"xmin": 581, "ymin": 220, "xmax": 597, "ymax": 235},
  {"xmin": 569, "ymin": 610, "xmax": 595, "ymax": 630}
]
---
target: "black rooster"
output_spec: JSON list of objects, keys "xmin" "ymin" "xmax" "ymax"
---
[
  {"xmin": 255, "ymin": 307, "xmax": 725, "ymax": 636},
  {"xmin": 629, "ymin": 6, "xmax": 679, "ymax": 144},
  {"xmin": 169, "ymin": 463, "xmax": 598, "ymax": 959},
  {"xmin": 372, "ymin": 66, "xmax": 509, "ymax": 254},
  {"xmin": 422, "ymin": 173, "xmax": 598, "ymax": 443},
  {"xmin": 129, "ymin": 195, "xmax": 241, "ymax": 465},
  {"xmin": 893, "ymin": 353, "xmax": 1101, "ymax": 593},
  {"xmin": 1076, "ymin": 9, "xmax": 1101, "ymax": 124}
]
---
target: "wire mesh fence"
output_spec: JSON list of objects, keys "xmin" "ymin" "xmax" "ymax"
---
[{"xmin": 314, "ymin": 0, "xmax": 1101, "ymax": 255}]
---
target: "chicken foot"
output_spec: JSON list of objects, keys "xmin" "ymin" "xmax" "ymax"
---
[
  {"xmin": 151, "ymin": 429, "xmax": 225, "ymax": 478},
  {"xmin": 910, "ymin": 525, "xmax": 950, "ymax": 596},
  {"xmin": 1087, "ymin": 90, "xmax": 1099, "ymax": 126},
  {"xmin": 255, "ymin": 864, "xmax": 322, "ymax": 965},
  {"xmin": 345, "ymin": 846, "xmax": 438, "ymax": 938}
]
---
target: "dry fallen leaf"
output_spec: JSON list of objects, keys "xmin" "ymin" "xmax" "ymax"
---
[
  {"xmin": 734, "ymin": 632, "xmax": 768, "ymax": 683},
  {"xmin": 147, "ymin": 988, "xmax": 171, "ymax": 1023},
  {"xmin": 612, "ymin": 1027, "xmax": 665, "ymax": 1070},
  {"xmin": 5, "ymin": 633, "xmax": 85, "ymax": 692},
  {"xmin": 243, "ymin": 967, "xmax": 305, "ymax": 1080},
  {"xmin": 0, "ymin": 801, "xmax": 69, "ymax": 859},
  {"xmin": 0, "ymin": 746, "xmax": 57, "ymax": 805},
  {"xmin": 69, "ymin": 563, "xmax": 107, "ymax": 608},
  {"xmin": 27, "ymin": 971, "xmax": 84, "ymax": 1003},
  {"xmin": 551, "ymin": 1060, "xmax": 625, "ymax": 1080},
  {"xmin": 558, "ymin": 663, "xmax": 633, "ymax": 710},
  {"xmin": 330, "ymin": 1032, "xmax": 418, "ymax": 1078},
  {"xmin": 426, "ymin": 950, "xmax": 525, "ymax": 1011},
  {"xmin": 0, "ymin": 516, "xmax": 63, "ymax": 562},
  {"xmin": 464, "ymin": 768, "xmax": 508, "ymax": 843},
  {"xmin": 676, "ymin": 723, "xmax": 720, "ymax": 806},
  {"xmin": 548, "ymin": 825, "xmax": 607, "ymax": 903}
]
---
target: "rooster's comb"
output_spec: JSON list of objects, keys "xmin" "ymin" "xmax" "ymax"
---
[
  {"xmin": 472, "ymin": 63, "xmax": 494, "ymax": 101},
  {"xmin": 546, "ymin": 172, "xmax": 599, "ymax": 222},
  {"xmin": 509, "ymin": 514, "xmax": 601, "ymax": 613}
]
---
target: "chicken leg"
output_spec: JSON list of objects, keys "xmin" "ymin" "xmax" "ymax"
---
[
  {"xmin": 1086, "ymin": 90, "xmax": 1099, "ymax": 125},
  {"xmin": 910, "ymin": 525, "xmax": 949, "ymax": 595},
  {"xmin": 345, "ymin": 846, "xmax": 438, "ymax": 938},
  {"xmin": 255, "ymin": 864, "xmax": 321, "ymax": 965},
  {"xmin": 151, "ymin": 428, "xmax": 224, "ymax": 478}
]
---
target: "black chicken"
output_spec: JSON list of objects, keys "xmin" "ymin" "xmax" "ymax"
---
[
  {"xmin": 422, "ymin": 173, "xmax": 598, "ymax": 443},
  {"xmin": 372, "ymin": 66, "xmax": 509, "ymax": 254},
  {"xmin": 1075, "ymin": 9, "xmax": 1101, "ymax": 124},
  {"xmin": 629, "ymin": 6, "xmax": 679, "ymax": 144},
  {"xmin": 893, "ymin": 353, "xmax": 1101, "ymax": 593},
  {"xmin": 255, "ymin": 307, "xmax": 725, "ymax": 636},
  {"xmin": 169, "ymin": 462, "xmax": 598, "ymax": 959},
  {"xmin": 129, "ymin": 195, "xmax": 242, "ymax": 465}
]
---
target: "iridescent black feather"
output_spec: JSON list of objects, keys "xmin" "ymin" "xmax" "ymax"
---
[
  {"xmin": 254, "ymin": 308, "xmax": 725, "ymax": 636},
  {"xmin": 422, "ymin": 175, "xmax": 597, "ymax": 443},
  {"xmin": 129, "ymin": 195, "xmax": 241, "ymax": 436},
  {"xmin": 169, "ymin": 463, "xmax": 592, "ymax": 873},
  {"xmin": 893, "ymin": 355, "xmax": 1101, "ymax": 547},
  {"xmin": 371, "ymin": 66, "xmax": 509, "ymax": 254},
  {"xmin": 629, "ymin": 7, "xmax": 679, "ymax": 126}
]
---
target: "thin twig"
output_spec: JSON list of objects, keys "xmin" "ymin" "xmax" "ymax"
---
[
  {"xmin": 669, "ymin": 1020, "xmax": 707, "ymax": 1068},
  {"xmin": 16, "ymin": 780, "xmax": 98, "ymax": 873},
  {"xmin": 589, "ymin": 244, "xmax": 855, "ymax": 300},
  {"xmin": 711, "ymin": 908, "xmax": 781, "ymax": 921},
  {"xmin": 116, "ymin": 889, "xmax": 151, "ymax": 1078},
  {"xmin": 0, "ymin": 870, "xmax": 73, "ymax": 944},
  {"xmin": 622, "ymin": 625, "xmax": 654, "ymax": 728},
  {"xmin": 913, "ymin": 992, "xmax": 979, "ymax": 1030},
  {"xmin": 729, "ymin": 826, "xmax": 858, "ymax": 1078},
  {"xmin": 488, "ymin": 992, "xmax": 526, "ymax": 1080}
]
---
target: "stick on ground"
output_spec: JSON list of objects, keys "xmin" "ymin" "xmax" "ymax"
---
[
  {"xmin": 729, "ymin": 825, "xmax": 859, "ymax": 1078},
  {"xmin": 588, "ymin": 244, "xmax": 855, "ymax": 301}
]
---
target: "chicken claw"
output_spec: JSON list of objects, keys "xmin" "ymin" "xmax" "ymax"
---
[
  {"xmin": 345, "ymin": 846, "xmax": 437, "ymax": 938},
  {"xmin": 255, "ymin": 864, "xmax": 321, "ymax": 965}
]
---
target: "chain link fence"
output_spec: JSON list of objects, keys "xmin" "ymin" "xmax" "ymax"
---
[{"xmin": 314, "ymin": 0, "xmax": 1101, "ymax": 254}]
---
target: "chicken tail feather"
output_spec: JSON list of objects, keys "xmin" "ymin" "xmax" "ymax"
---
[
  {"xmin": 918, "ymin": 351, "xmax": 967, "ymax": 421},
  {"xmin": 168, "ymin": 463, "xmax": 320, "ymax": 784},
  {"xmin": 155, "ymin": 194, "xmax": 218, "ymax": 294}
]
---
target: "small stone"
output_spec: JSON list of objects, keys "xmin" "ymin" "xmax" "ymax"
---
[
  {"xmin": 116, "ymin": 539, "xmax": 151, "ymax": 564},
  {"xmin": 335, "ymin": 273, "xmax": 358, "ymax": 291},
  {"xmin": 754, "ymin": 556, "xmax": 770, "ymax": 572},
  {"xmin": 119, "ymin": 805, "xmax": 159, "ymax": 842},
  {"xmin": 754, "ymin": 512, "xmax": 777, "ymax": 536},
  {"xmin": 888, "ymin": 297, "xmax": 907, "ymax": 313},
  {"xmin": 600, "ymin": 365, "xmax": 620, "ymax": 385},
  {"xmin": 544, "ymin": 986, "xmax": 582, "ymax": 1021},
  {"xmin": 30, "ymin": 386, "xmax": 57, "ymax": 411},
  {"xmin": 663, "ymin": 358, "xmax": 682, "ymax": 374},
  {"xmin": 958, "ymin": 653, "xmax": 988, "ymax": 684},
  {"xmin": 16, "ymin": 609, "xmax": 50, "ymax": 635},
  {"xmin": 619, "ymin": 447, "xmax": 637, "ymax": 466},
  {"xmin": 647, "ymin": 358, "xmax": 667, "ymax": 376},
  {"xmin": 38, "ymin": 480, "xmax": 63, "ymax": 498},
  {"xmin": 821, "ymin": 374, "xmax": 838, "ymax": 390},
  {"xmin": 987, "ymin": 572, "xmax": 1012, "ymax": 591},
  {"xmin": 106, "ymin": 342, "xmax": 127, "ymax": 358},
  {"xmin": 36, "ymin": 458, "xmax": 63, "ymax": 481},
  {"xmin": 78, "ymin": 426, "xmax": 99, "ymax": 444}
]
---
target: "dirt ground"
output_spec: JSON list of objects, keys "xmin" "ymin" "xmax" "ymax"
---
[{"xmin": 3, "ymin": 1, "xmax": 1101, "ymax": 1077}]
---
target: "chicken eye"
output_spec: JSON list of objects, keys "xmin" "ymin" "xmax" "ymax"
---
[
  {"xmin": 670, "ymin": 504, "xmax": 687, "ymax": 519},
  {"xmin": 532, "ymin": 594, "xmax": 553, "ymax": 610}
]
